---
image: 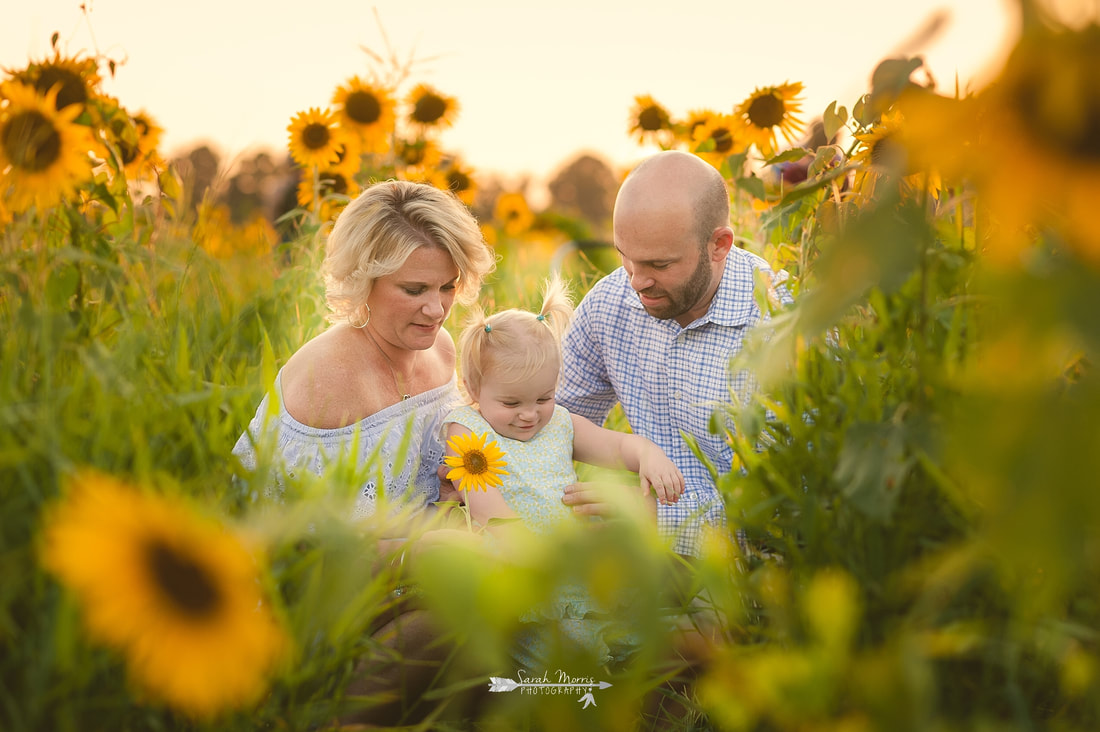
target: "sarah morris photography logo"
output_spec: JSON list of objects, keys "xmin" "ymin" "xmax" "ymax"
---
[{"xmin": 488, "ymin": 669, "xmax": 613, "ymax": 708}]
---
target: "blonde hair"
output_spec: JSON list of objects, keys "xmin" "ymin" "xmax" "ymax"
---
[
  {"xmin": 457, "ymin": 275, "xmax": 574, "ymax": 401},
  {"xmin": 321, "ymin": 180, "xmax": 496, "ymax": 324}
]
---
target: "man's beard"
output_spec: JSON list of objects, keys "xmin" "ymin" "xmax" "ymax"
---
[{"xmin": 637, "ymin": 247, "xmax": 711, "ymax": 321}]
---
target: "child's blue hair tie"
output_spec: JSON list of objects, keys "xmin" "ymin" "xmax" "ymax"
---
[
  {"xmin": 484, "ymin": 324, "xmax": 492, "ymax": 333},
  {"xmin": 536, "ymin": 314, "xmax": 547, "ymax": 322}
]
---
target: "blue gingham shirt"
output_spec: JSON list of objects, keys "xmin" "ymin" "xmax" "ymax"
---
[{"xmin": 558, "ymin": 247, "xmax": 792, "ymax": 557}]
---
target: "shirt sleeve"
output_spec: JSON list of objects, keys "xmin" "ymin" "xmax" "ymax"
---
[{"xmin": 558, "ymin": 286, "xmax": 619, "ymax": 425}]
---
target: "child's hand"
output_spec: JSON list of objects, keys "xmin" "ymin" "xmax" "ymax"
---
[{"xmin": 639, "ymin": 451, "xmax": 685, "ymax": 505}]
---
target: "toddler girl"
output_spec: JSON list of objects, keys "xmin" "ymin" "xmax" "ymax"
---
[{"xmin": 443, "ymin": 276, "xmax": 683, "ymax": 534}]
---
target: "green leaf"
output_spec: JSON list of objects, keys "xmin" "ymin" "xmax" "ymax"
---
[
  {"xmin": 823, "ymin": 100, "xmax": 848, "ymax": 141},
  {"xmin": 764, "ymin": 148, "xmax": 811, "ymax": 166},
  {"xmin": 735, "ymin": 174, "xmax": 766, "ymax": 201},
  {"xmin": 46, "ymin": 264, "xmax": 80, "ymax": 309},
  {"xmin": 834, "ymin": 421, "xmax": 913, "ymax": 523}
]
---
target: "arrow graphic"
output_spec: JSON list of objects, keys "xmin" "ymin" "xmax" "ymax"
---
[{"xmin": 488, "ymin": 676, "xmax": 613, "ymax": 693}]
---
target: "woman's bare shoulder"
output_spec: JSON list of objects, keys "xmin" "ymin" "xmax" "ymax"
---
[{"xmin": 280, "ymin": 325, "xmax": 378, "ymax": 428}]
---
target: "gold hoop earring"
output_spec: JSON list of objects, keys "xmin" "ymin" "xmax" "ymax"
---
[{"xmin": 350, "ymin": 304, "xmax": 371, "ymax": 329}]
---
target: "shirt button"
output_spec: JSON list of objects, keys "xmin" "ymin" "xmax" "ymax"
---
[{"xmin": 673, "ymin": 391, "xmax": 682, "ymax": 400}]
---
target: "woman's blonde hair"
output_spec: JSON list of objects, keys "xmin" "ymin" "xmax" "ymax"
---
[
  {"xmin": 457, "ymin": 275, "xmax": 574, "ymax": 401},
  {"xmin": 321, "ymin": 180, "xmax": 496, "ymax": 324}
]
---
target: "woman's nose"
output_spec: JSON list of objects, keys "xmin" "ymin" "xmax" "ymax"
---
[{"xmin": 422, "ymin": 295, "xmax": 445, "ymax": 318}]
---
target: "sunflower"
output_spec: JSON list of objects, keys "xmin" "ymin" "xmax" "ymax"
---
[
  {"xmin": 445, "ymin": 432, "xmax": 510, "ymax": 492},
  {"xmin": 956, "ymin": 24, "xmax": 1100, "ymax": 263},
  {"xmin": 734, "ymin": 81, "xmax": 806, "ymax": 157},
  {"xmin": 440, "ymin": 156, "xmax": 477, "ymax": 205},
  {"xmin": 286, "ymin": 107, "xmax": 345, "ymax": 168},
  {"xmin": 13, "ymin": 48, "xmax": 102, "ymax": 110},
  {"xmin": 329, "ymin": 133, "xmax": 363, "ymax": 179},
  {"xmin": 691, "ymin": 114, "xmax": 744, "ymax": 170},
  {"xmin": 105, "ymin": 107, "xmax": 164, "ymax": 178},
  {"xmin": 676, "ymin": 108, "xmax": 717, "ymax": 147},
  {"xmin": 0, "ymin": 81, "xmax": 95, "ymax": 214},
  {"xmin": 406, "ymin": 83, "xmax": 458, "ymax": 130},
  {"xmin": 850, "ymin": 109, "xmax": 941, "ymax": 202},
  {"xmin": 332, "ymin": 76, "xmax": 394, "ymax": 153},
  {"xmin": 396, "ymin": 136, "xmax": 444, "ymax": 170},
  {"xmin": 629, "ymin": 94, "xmax": 672, "ymax": 145},
  {"xmin": 297, "ymin": 167, "xmax": 361, "ymax": 221},
  {"xmin": 39, "ymin": 470, "xmax": 287, "ymax": 717},
  {"xmin": 494, "ymin": 191, "xmax": 535, "ymax": 236}
]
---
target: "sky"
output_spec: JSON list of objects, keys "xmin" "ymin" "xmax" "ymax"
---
[{"xmin": 3, "ymin": 0, "xmax": 1019, "ymax": 189}]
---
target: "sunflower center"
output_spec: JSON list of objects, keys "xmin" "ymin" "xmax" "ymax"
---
[
  {"xmin": 35, "ymin": 67, "xmax": 87, "ymax": 109},
  {"xmin": 711, "ymin": 127, "xmax": 734, "ymax": 153},
  {"xmin": 302, "ymin": 123, "xmax": 331, "ymax": 151},
  {"xmin": 447, "ymin": 169, "xmax": 471, "ymax": 192},
  {"xmin": 1014, "ymin": 73, "xmax": 1100, "ymax": 162},
  {"xmin": 325, "ymin": 173, "xmax": 348, "ymax": 195},
  {"xmin": 463, "ymin": 450, "xmax": 489, "ymax": 475},
  {"xmin": 638, "ymin": 106, "xmax": 665, "ymax": 131},
  {"xmin": 747, "ymin": 93, "xmax": 786, "ymax": 129},
  {"xmin": 869, "ymin": 132, "xmax": 907, "ymax": 172},
  {"xmin": 412, "ymin": 94, "xmax": 447, "ymax": 124},
  {"xmin": 402, "ymin": 142, "xmax": 427, "ymax": 166},
  {"xmin": 147, "ymin": 539, "xmax": 223, "ymax": 618},
  {"xmin": 109, "ymin": 119, "xmax": 139, "ymax": 165},
  {"xmin": 346, "ymin": 90, "xmax": 382, "ymax": 125},
  {"xmin": 2, "ymin": 110, "xmax": 62, "ymax": 172}
]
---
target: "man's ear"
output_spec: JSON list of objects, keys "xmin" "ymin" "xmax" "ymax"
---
[{"xmin": 710, "ymin": 226, "xmax": 735, "ymax": 261}]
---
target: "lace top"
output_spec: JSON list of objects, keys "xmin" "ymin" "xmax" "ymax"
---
[{"xmin": 232, "ymin": 370, "xmax": 460, "ymax": 519}]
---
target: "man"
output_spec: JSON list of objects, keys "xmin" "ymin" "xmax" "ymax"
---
[{"xmin": 558, "ymin": 150, "xmax": 792, "ymax": 558}]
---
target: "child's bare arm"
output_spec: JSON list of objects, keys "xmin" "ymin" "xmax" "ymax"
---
[
  {"xmin": 444, "ymin": 423, "xmax": 519, "ymax": 526},
  {"xmin": 571, "ymin": 414, "xmax": 684, "ymax": 504}
]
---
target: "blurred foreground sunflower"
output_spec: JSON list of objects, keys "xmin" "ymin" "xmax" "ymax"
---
[
  {"xmin": 406, "ymin": 83, "xmax": 458, "ymax": 130},
  {"xmin": 970, "ymin": 24, "xmax": 1100, "ymax": 263},
  {"xmin": 629, "ymin": 94, "xmax": 672, "ymax": 145},
  {"xmin": 40, "ymin": 470, "xmax": 287, "ymax": 717},
  {"xmin": 851, "ymin": 109, "xmax": 941, "ymax": 202},
  {"xmin": 0, "ymin": 81, "xmax": 95, "ymax": 214},
  {"xmin": 332, "ymin": 76, "xmax": 394, "ymax": 153},
  {"xmin": 445, "ymin": 432, "xmax": 510, "ymax": 492},
  {"xmin": 734, "ymin": 81, "xmax": 805, "ymax": 157},
  {"xmin": 287, "ymin": 107, "xmax": 344, "ymax": 168}
]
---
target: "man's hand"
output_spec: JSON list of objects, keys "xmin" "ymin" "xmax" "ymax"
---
[{"xmin": 562, "ymin": 481, "xmax": 657, "ymax": 521}]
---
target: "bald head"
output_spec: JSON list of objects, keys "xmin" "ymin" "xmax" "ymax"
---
[{"xmin": 614, "ymin": 150, "xmax": 730, "ymax": 248}]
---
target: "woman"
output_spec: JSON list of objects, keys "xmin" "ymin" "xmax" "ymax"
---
[{"xmin": 232, "ymin": 179, "xmax": 495, "ymax": 521}]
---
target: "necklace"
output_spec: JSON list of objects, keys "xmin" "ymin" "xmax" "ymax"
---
[{"xmin": 362, "ymin": 327, "xmax": 414, "ymax": 401}]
